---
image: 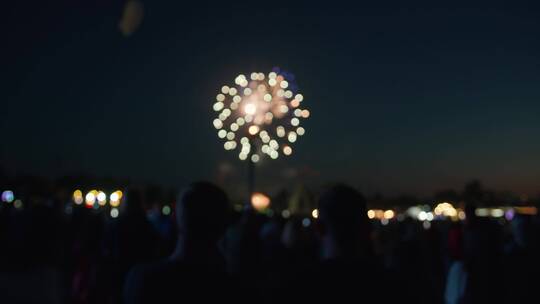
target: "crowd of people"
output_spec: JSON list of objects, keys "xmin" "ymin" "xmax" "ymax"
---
[{"xmin": 0, "ymin": 182, "xmax": 539, "ymax": 304}]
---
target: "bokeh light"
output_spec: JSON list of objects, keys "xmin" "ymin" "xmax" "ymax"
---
[
  {"xmin": 13, "ymin": 199, "xmax": 23, "ymax": 209},
  {"xmin": 110, "ymin": 192, "xmax": 119, "ymax": 202},
  {"xmin": 119, "ymin": 0, "xmax": 144, "ymax": 37},
  {"xmin": 110, "ymin": 190, "xmax": 123, "ymax": 207},
  {"xmin": 283, "ymin": 146, "xmax": 292, "ymax": 156},
  {"xmin": 434, "ymin": 202, "xmax": 457, "ymax": 217},
  {"xmin": 282, "ymin": 209, "xmax": 291, "ymax": 218},
  {"xmin": 383, "ymin": 210, "xmax": 395, "ymax": 219},
  {"xmin": 110, "ymin": 208, "xmax": 119, "ymax": 218},
  {"xmin": 1, "ymin": 190, "xmax": 14, "ymax": 203},
  {"xmin": 73, "ymin": 190, "xmax": 83, "ymax": 205},
  {"xmin": 491, "ymin": 208, "xmax": 504, "ymax": 217},
  {"xmin": 162, "ymin": 205, "xmax": 171, "ymax": 216},
  {"xmin": 251, "ymin": 192, "xmax": 270, "ymax": 211},
  {"xmin": 85, "ymin": 191, "xmax": 96, "ymax": 206},
  {"xmin": 97, "ymin": 191, "xmax": 107, "ymax": 206}
]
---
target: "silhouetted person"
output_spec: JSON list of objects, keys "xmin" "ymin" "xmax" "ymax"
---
[
  {"xmin": 462, "ymin": 203, "xmax": 503, "ymax": 304},
  {"xmin": 0, "ymin": 203, "xmax": 68, "ymax": 304},
  {"xmin": 110, "ymin": 190, "xmax": 158, "ymax": 264},
  {"xmin": 263, "ymin": 216, "xmax": 318, "ymax": 304},
  {"xmin": 101, "ymin": 189, "xmax": 159, "ymax": 303},
  {"xmin": 289, "ymin": 184, "xmax": 391, "ymax": 304},
  {"xmin": 503, "ymin": 214, "xmax": 540, "ymax": 303},
  {"xmin": 391, "ymin": 218, "xmax": 442, "ymax": 304},
  {"xmin": 70, "ymin": 206, "xmax": 105, "ymax": 304},
  {"xmin": 445, "ymin": 221, "xmax": 466, "ymax": 304},
  {"xmin": 123, "ymin": 182, "xmax": 232, "ymax": 304}
]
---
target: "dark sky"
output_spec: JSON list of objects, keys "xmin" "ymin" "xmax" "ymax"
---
[{"xmin": 2, "ymin": 1, "xmax": 540, "ymax": 196}]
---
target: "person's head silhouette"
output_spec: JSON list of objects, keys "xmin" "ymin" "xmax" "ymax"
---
[
  {"xmin": 317, "ymin": 184, "xmax": 371, "ymax": 259},
  {"xmin": 464, "ymin": 202, "xmax": 478, "ymax": 227},
  {"xmin": 125, "ymin": 189, "xmax": 146, "ymax": 216},
  {"xmin": 175, "ymin": 182, "xmax": 230, "ymax": 253},
  {"xmin": 124, "ymin": 182, "xmax": 233, "ymax": 304},
  {"xmin": 511, "ymin": 214, "xmax": 533, "ymax": 249}
]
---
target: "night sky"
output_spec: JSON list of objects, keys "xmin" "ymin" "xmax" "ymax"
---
[{"xmin": 2, "ymin": 2, "xmax": 540, "ymax": 196}]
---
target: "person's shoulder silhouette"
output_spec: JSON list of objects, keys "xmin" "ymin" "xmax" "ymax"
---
[
  {"xmin": 306, "ymin": 184, "xmax": 392, "ymax": 304},
  {"xmin": 124, "ymin": 182, "xmax": 232, "ymax": 304},
  {"xmin": 317, "ymin": 184, "xmax": 372, "ymax": 260}
]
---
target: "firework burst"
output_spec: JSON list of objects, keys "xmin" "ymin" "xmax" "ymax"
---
[{"xmin": 213, "ymin": 69, "xmax": 309, "ymax": 163}]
